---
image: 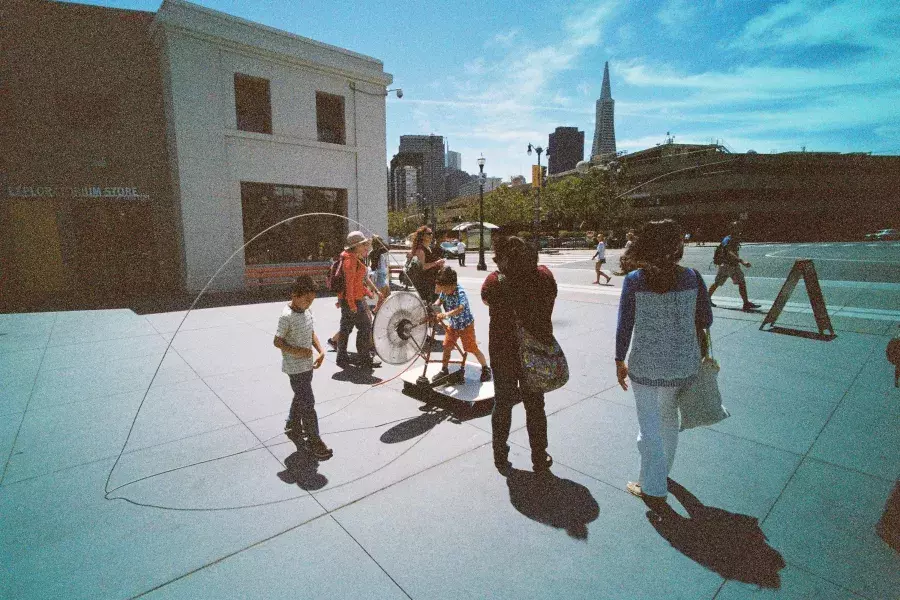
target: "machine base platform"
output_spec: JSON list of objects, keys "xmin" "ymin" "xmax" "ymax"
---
[{"xmin": 400, "ymin": 362, "xmax": 495, "ymax": 406}]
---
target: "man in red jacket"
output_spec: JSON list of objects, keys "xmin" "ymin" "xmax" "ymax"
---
[{"xmin": 336, "ymin": 231, "xmax": 381, "ymax": 369}]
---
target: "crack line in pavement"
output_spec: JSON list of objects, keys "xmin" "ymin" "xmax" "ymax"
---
[
  {"xmin": 709, "ymin": 339, "xmax": 883, "ymax": 600},
  {"xmin": 0, "ymin": 313, "xmax": 58, "ymax": 485}
]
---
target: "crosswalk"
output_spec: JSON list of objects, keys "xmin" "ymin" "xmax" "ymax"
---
[{"xmin": 536, "ymin": 250, "xmax": 599, "ymax": 267}]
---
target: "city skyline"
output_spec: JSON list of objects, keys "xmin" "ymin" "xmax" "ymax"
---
[{"xmin": 64, "ymin": 0, "xmax": 900, "ymax": 182}]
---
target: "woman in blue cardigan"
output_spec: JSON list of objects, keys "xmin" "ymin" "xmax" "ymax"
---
[{"xmin": 614, "ymin": 220, "xmax": 713, "ymax": 514}]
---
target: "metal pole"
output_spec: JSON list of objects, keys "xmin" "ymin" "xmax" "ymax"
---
[
  {"xmin": 477, "ymin": 164, "xmax": 487, "ymax": 271},
  {"xmin": 534, "ymin": 150, "xmax": 542, "ymax": 237}
]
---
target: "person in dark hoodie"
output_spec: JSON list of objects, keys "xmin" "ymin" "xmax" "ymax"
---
[{"xmin": 481, "ymin": 236, "xmax": 558, "ymax": 475}]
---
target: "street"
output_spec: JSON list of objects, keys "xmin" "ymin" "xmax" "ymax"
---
[{"xmin": 391, "ymin": 241, "xmax": 900, "ymax": 328}]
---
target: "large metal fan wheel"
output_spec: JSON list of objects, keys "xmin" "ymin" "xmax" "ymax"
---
[{"xmin": 372, "ymin": 292, "xmax": 430, "ymax": 365}]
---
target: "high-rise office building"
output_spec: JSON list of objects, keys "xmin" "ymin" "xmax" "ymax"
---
[
  {"xmin": 446, "ymin": 150, "xmax": 461, "ymax": 171},
  {"xmin": 548, "ymin": 127, "xmax": 584, "ymax": 174},
  {"xmin": 397, "ymin": 134, "xmax": 447, "ymax": 212},
  {"xmin": 591, "ymin": 61, "xmax": 616, "ymax": 159}
]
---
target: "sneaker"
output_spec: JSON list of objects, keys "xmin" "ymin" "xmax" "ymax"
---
[
  {"xmin": 308, "ymin": 439, "xmax": 333, "ymax": 460},
  {"xmin": 743, "ymin": 302, "xmax": 761, "ymax": 311},
  {"xmin": 326, "ymin": 338, "xmax": 337, "ymax": 352},
  {"xmin": 480, "ymin": 366, "xmax": 493, "ymax": 382},
  {"xmin": 431, "ymin": 367, "xmax": 450, "ymax": 383}
]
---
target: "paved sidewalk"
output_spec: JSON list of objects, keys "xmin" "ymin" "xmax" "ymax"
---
[{"xmin": 1, "ymin": 277, "xmax": 898, "ymax": 599}]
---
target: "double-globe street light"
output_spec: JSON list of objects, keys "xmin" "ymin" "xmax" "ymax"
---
[{"xmin": 476, "ymin": 155, "xmax": 488, "ymax": 271}]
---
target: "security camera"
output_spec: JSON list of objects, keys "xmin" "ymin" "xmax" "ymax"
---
[{"xmin": 396, "ymin": 88, "xmax": 403, "ymax": 99}]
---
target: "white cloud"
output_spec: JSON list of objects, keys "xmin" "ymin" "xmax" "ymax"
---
[
  {"xmin": 655, "ymin": 0, "xmax": 700, "ymax": 34},
  {"xmin": 730, "ymin": 0, "xmax": 898, "ymax": 51},
  {"xmin": 464, "ymin": 58, "xmax": 487, "ymax": 76},
  {"xmin": 489, "ymin": 29, "xmax": 520, "ymax": 48}
]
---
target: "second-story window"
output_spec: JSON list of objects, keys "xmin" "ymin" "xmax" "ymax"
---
[
  {"xmin": 316, "ymin": 91, "xmax": 345, "ymax": 144},
  {"xmin": 234, "ymin": 74, "xmax": 272, "ymax": 134}
]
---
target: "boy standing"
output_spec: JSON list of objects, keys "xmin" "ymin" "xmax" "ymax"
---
[
  {"xmin": 273, "ymin": 276, "xmax": 332, "ymax": 460},
  {"xmin": 432, "ymin": 267, "xmax": 492, "ymax": 383}
]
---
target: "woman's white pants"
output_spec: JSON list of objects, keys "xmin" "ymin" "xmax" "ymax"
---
[{"xmin": 632, "ymin": 381, "xmax": 681, "ymax": 497}]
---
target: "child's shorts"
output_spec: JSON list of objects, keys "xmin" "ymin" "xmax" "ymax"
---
[{"xmin": 444, "ymin": 323, "xmax": 479, "ymax": 352}]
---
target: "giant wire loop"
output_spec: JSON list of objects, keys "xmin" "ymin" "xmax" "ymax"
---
[{"xmin": 104, "ymin": 213, "xmax": 437, "ymax": 512}]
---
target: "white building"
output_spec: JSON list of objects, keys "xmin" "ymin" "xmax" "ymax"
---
[{"xmin": 152, "ymin": 0, "xmax": 392, "ymax": 291}]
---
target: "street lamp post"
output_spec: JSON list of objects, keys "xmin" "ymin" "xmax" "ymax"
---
[
  {"xmin": 477, "ymin": 155, "xmax": 488, "ymax": 271},
  {"xmin": 527, "ymin": 143, "xmax": 544, "ymax": 241}
]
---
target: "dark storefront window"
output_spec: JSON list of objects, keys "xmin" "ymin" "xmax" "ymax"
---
[
  {"xmin": 316, "ymin": 92, "xmax": 345, "ymax": 144},
  {"xmin": 235, "ymin": 74, "xmax": 272, "ymax": 134},
  {"xmin": 241, "ymin": 182, "xmax": 347, "ymax": 265}
]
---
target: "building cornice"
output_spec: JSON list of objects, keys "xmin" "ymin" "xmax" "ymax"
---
[
  {"xmin": 225, "ymin": 129, "xmax": 359, "ymax": 153},
  {"xmin": 151, "ymin": 0, "xmax": 392, "ymax": 87}
]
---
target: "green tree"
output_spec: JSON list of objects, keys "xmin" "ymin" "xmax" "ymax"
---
[{"xmin": 483, "ymin": 184, "xmax": 531, "ymax": 229}]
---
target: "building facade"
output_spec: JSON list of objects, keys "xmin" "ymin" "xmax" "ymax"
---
[
  {"xmin": 457, "ymin": 177, "xmax": 502, "ymax": 197},
  {"xmin": 605, "ymin": 142, "xmax": 900, "ymax": 241},
  {"xmin": 2, "ymin": 0, "xmax": 392, "ymax": 306},
  {"xmin": 446, "ymin": 150, "xmax": 462, "ymax": 171},
  {"xmin": 548, "ymin": 127, "xmax": 584, "ymax": 174},
  {"xmin": 398, "ymin": 135, "xmax": 447, "ymax": 210},
  {"xmin": 388, "ymin": 152, "xmax": 424, "ymax": 212},
  {"xmin": 591, "ymin": 61, "xmax": 616, "ymax": 160},
  {"xmin": 153, "ymin": 0, "xmax": 391, "ymax": 291}
]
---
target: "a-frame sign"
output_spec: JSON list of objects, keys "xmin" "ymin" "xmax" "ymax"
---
[{"xmin": 760, "ymin": 259, "xmax": 835, "ymax": 338}]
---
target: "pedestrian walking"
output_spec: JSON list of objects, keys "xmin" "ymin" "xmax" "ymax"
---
[
  {"xmin": 708, "ymin": 223, "xmax": 761, "ymax": 311},
  {"xmin": 592, "ymin": 233, "xmax": 612, "ymax": 284},
  {"xmin": 273, "ymin": 276, "xmax": 332, "ymax": 459},
  {"xmin": 614, "ymin": 220, "xmax": 713, "ymax": 516},
  {"xmin": 336, "ymin": 231, "xmax": 381, "ymax": 369},
  {"xmin": 456, "ymin": 237, "xmax": 467, "ymax": 267},
  {"xmin": 481, "ymin": 236, "xmax": 557, "ymax": 475}
]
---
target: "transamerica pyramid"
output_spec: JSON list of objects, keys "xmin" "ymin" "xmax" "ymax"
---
[{"xmin": 591, "ymin": 61, "xmax": 616, "ymax": 159}]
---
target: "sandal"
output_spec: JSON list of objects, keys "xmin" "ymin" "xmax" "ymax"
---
[{"xmin": 626, "ymin": 481, "xmax": 645, "ymax": 498}]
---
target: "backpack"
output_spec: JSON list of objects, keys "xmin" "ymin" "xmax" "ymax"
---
[
  {"xmin": 326, "ymin": 256, "xmax": 345, "ymax": 294},
  {"xmin": 712, "ymin": 242, "xmax": 727, "ymax": 266}
]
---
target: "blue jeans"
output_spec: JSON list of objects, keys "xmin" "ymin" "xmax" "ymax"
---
[
  {"xmin": 337, "ymin": 299, "xmax": 372, "ymax": 362},
  {"xmin": 288, "ymin": 370, "xmax": 319, "ymax": 441}
]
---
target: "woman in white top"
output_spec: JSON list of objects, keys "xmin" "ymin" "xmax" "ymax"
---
[{"xmin": 592, "ymin": 234, "xmax": 612, "ymax": 284}]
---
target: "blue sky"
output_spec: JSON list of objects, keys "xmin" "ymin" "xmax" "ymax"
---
[{"xmin": 72, "ymin": 0, "xmax": 900, "ymax": 182}]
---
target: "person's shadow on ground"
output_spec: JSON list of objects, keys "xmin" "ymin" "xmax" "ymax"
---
[
  {"xmin": 277, "ymin": 449, "xmax": 328, "ymax": 491},
  {"xmin": 506, "ymin": 468, "xmax": 600, "ymax": 540},
  {"xmin": 380, "ymin": 406, "xmax": 449, "ymax": 443},
  {"xmin": 648, "ymin": 478, "xmax": 785, "ymax": 589}
]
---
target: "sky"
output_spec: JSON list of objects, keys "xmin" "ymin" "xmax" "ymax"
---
[{"xmin": 70, "ymin": 0, "xmax": 900, "ymax": 182}]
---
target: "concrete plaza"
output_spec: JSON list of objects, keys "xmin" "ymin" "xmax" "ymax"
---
[{"xmin": 1, "ymin": 268, "xmax": 898, "ymax": 599}]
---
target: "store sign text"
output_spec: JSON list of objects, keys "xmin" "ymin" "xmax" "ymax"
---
[{"xmin": 6, "ymin": 185, "xmax": 150, "ymax": 200}]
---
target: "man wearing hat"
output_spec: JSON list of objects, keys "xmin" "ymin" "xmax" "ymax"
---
[{"xmin": 336, "ymin": 231, "xmax": 381, "ymax": 369}]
